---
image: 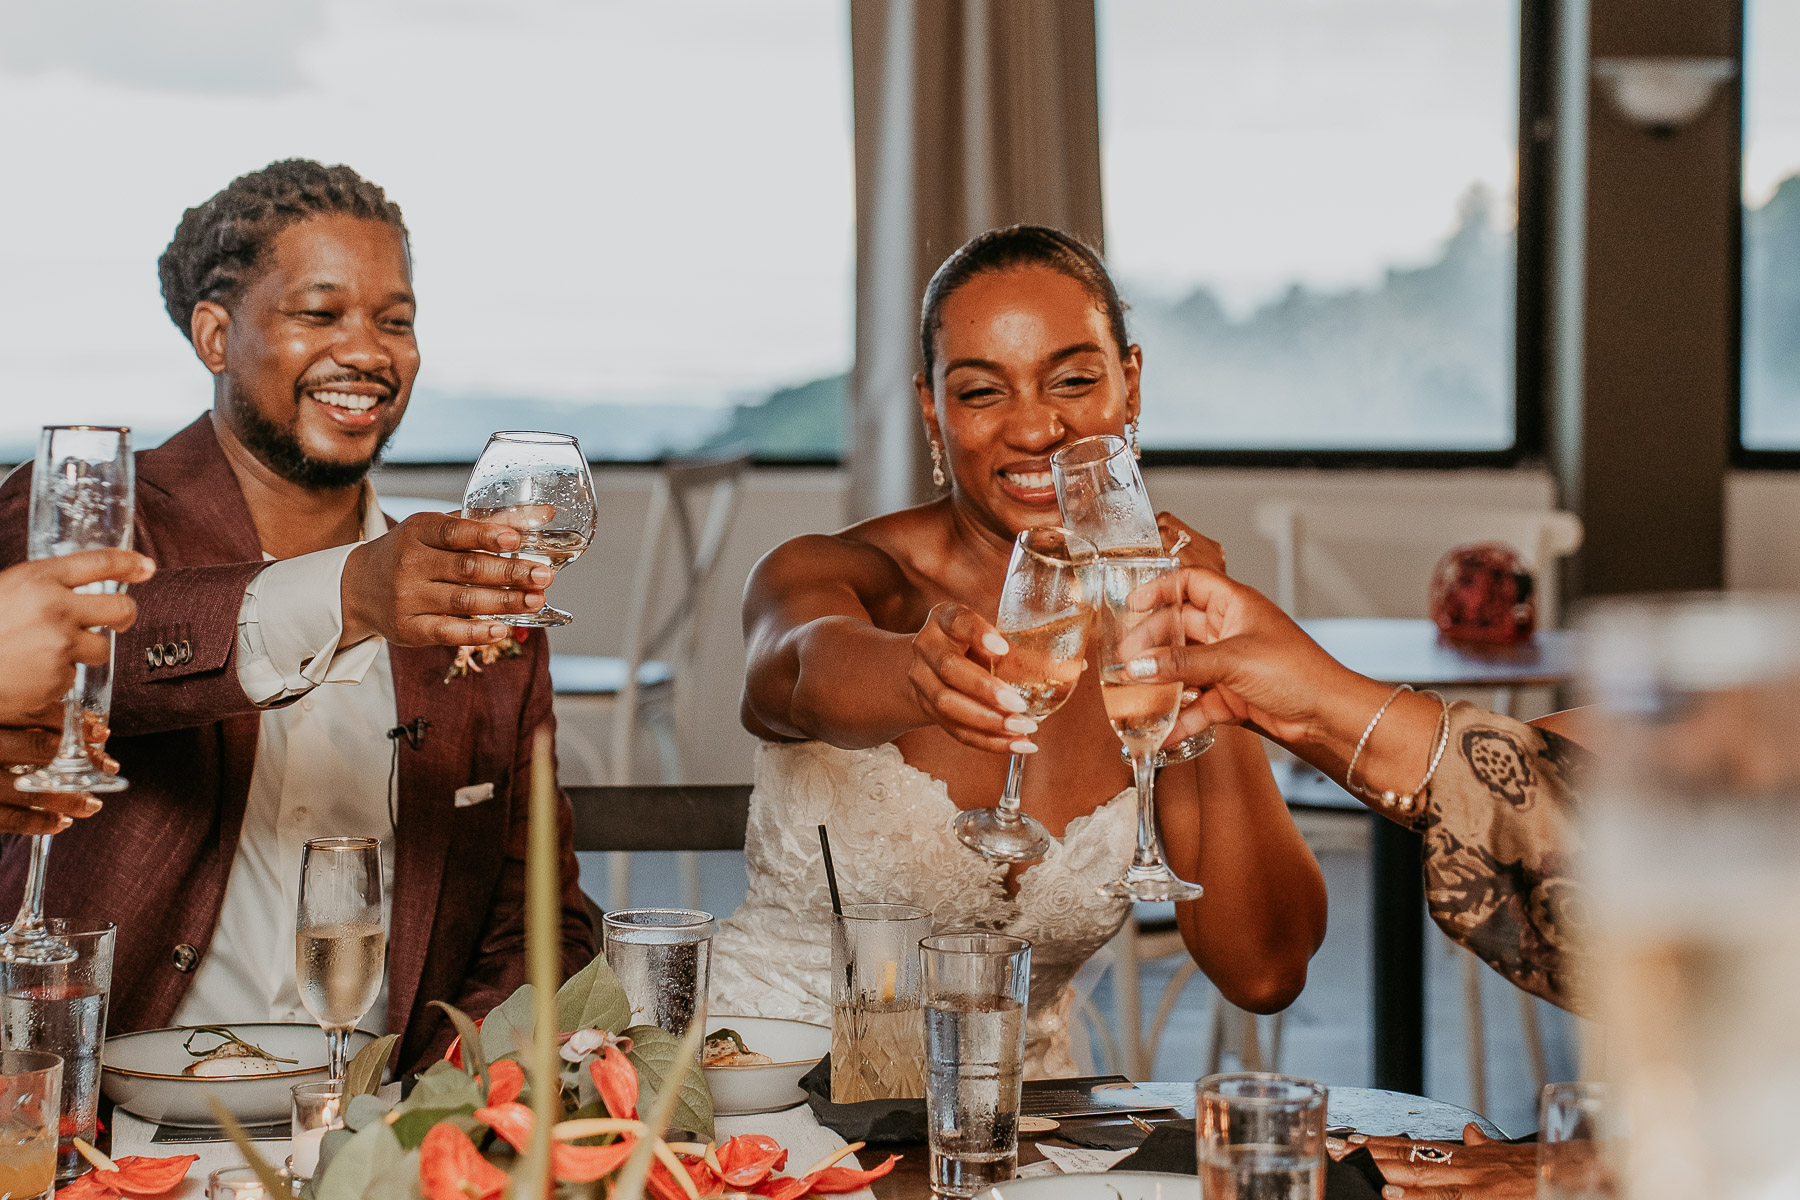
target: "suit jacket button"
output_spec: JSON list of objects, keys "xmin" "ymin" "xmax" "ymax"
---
[
  {"xmin": 172, "ymin": 944, "xmax": 199, "ymax": 973},
  {"xmin": 178, "ymin": 641, "xmax": 192, "ymax": 665},
  {"xmin": 146, "ymin": 645, "xmax": 162, "ymax": 669}
]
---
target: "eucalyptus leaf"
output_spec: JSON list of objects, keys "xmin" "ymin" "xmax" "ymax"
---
[
  {"xmin": 344, "ymin": 1092, "xmax": 392, "ymax": 1133},
  {"xmin": 390, "ymin": 1104, "xmax": 481, "ymax": 1150},
  {"xmin": 409, "ymin": 1059, "xmax": 488, "ymax": 1112},
  {"xmin": 478, "ymin": 980, "xmax": 538, "ymax": 1061},
  {"xmin": 624, "ymin": 1023, "xmax": 714, "ymax": 1139},
  {"xmin": 361, "ymin": 1147, "xmax": 421, "ymax": 1200},
  {"xmin": 207, "ymin": 1098, "xmax": 302, "ymax": 1198},
  {"xmin": 312, "ymin": 1120, "xmax": 405, "ymax": 1200},
  {"xmin": 429, "ymin": 1000, "xmax": 489, "ymax": 1084},
  {"xmin": 554, "ymin": 953, "xmax": 632, "ymax": 1033},
  {"xmin": 342, "ymin": 1032, "xmax": 399, "ymax": 1099}
]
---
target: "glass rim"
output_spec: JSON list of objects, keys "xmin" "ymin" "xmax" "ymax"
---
[
  {"xmin": 834, "ymin": 902, "xmax": 930, "ymax": 923},
  {"xmin": 1199, "ymin": 1070, "xmax": 1327, "ymax": 1107},
  {"xmin": 41, "ymin": 425, "xmax": 131, "ymax": 434},
  {"xmin": 302, "ymin": 836, "xmax": 380, "ymax": 852},
  {"xmin": 487, "ymin": 430, "xmax": 581, "ymax": 446},
  {"xmin": 920, "ymin": 930, "xmax": 1031, "ymax": 956},
  {"xmin": 1012, "ymin": 525, "xmax": 1098, "ymax": 567},
  {"xmin": 0, "ymin": 1049, "xmax": 62, "ymax": 1078},
  {"xmin": 291, "ymin": 1080, "xmax": 345, "ymax": 1099},
  {"xmin": 1050, "ymin": 432, "xmax": 1129, "ymax": 470},
  {"xmin": 1099, "ymin": 553, "xmax": 1179, "ymax": 570},
  {"xmin": 32, "ymin": 918, "xmax": 114, "ymax": 938},
  {"xmin": 603, "ymin": 907, "xmax": 715, "ymax": 931}
]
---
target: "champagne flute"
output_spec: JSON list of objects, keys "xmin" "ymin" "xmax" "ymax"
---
[
  {"xmin": 953, "ymin": 527, "xmax": 1097, "ymax": 862},
  {"xmin": 1095, "ymin": 556, "xmax": 1204, "ymax": 901},
  {"xmin": 7, "ymin": 427, "xmax": 134, "ymax": 968},
  {"xmin": 461, "ymin": 431, "xmax": 597, "ymax": 627},
  {"xmin": 1049, "ymin": 433, "xmax": 1161, "ymax": 555},
  {"xmin": 296, "ymin": 837, "xmax": 386, "ymax": 1083}
]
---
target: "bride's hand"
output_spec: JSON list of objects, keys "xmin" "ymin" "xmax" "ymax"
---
[
  {"xmin": 1157, "ymin": 513, "xmax": 1225, "ymax": 573},
  {"xmin": 909, "ymin": 602, "xmax": 1040, "ymax": 755}
]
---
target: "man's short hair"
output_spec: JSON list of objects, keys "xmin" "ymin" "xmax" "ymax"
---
[{"xmin": 157, "ymin": 159, "xmax": 408, "ymax": 343}]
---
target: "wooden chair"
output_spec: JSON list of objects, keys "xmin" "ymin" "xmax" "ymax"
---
[
  {"xmin": 553, "ymin": 453, "xmax": 752, "ymax": 911},
  {"xmin": 564, "ymin": 783, "xmax": 752, "ymax": 930}
]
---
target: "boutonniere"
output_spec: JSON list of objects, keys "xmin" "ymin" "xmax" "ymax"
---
[{"xmin": 445, "ymin": 627, "xmax": 529, "ymax": 683}]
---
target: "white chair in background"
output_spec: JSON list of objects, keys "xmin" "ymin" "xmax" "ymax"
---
[
  {"xmin": 552, "ymin": 452, "xmax": 752, "ymax": 912},
  {"xmin": 1251, "ymin": 496, "xmax": 1583, "ymax": 1115}
]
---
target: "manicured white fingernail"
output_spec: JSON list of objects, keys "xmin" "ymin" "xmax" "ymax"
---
[
  {"xmin": 983, "ymin": 632, "xmax": 1010, "ymax": 656},
  {"xmin": 996, "ymin": 688, "xmax": 1028, "ymax": 713},
  {"xmin": 1349, "ymin": 1134, "xmax": 1367, "ymax": 1145},
  {"xmin": 1004, "ymin": 716, "xmax": 1038, "ymax": 735},
  {"xmin": 1383, "ymin": 1187, "xmax": 1401, "ymax": 1200},
  {"xmin": 1127, "ymin": 657, "xmax": 1158, "ymax": 678},
  {"xmin": 1010, "ymin": 740, "xmax": 1038, "ymax": 754}
]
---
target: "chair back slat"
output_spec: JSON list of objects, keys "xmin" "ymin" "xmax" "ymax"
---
[{"xmin": 567, "ymin": 784, "xmax": 751, "ymax": 853}]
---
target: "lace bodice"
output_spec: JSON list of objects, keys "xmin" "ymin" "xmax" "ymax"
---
[{"xmin": 710, "ymin": 740, "xmax": 1136, "ymax": 1078}]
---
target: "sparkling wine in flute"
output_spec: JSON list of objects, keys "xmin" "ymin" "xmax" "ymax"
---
[
  {"xmin": 992, "ymin": 608, "xmax": 1088, "ymax": 719},
  {"xmin": 297, "ymin": 922, "xmax": 387, "ymax": 1030},
  {"xmin": 1099, "ymin": 670, "xmax": 1182, "ymax": 756}
]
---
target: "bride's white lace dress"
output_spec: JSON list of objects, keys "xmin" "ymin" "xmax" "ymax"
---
[{"xmin": 710, "ymin": 740, "xmax": 1137, "ymax": 1078}]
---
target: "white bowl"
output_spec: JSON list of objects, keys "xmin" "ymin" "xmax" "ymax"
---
[
  {"xmin": 102, "ymin": 1023, "xmax": 377, "ymax": 1128},
  {"xmin": 701, "ymin": 1015, "xmax": 831, "ymax": 1116},
  {"xmin": 981, "ymin": 1172, "xmax": 1199, "ymax": 1200}
]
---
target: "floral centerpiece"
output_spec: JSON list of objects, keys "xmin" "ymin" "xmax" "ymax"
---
[{"xmin": 209, "ymin": 736, "xmax": 897, "ymax": 1200}]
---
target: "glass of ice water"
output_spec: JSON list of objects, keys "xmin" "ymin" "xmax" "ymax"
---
[
  {"xmin": 830, "ymin": 903, "xmax": 929, "ymax": 1102},
  {"xmin": 602, "ymin": 909, "xmax": 714, "ymax": 1037},
  {"xmin": 1197, "ymin": 1072, "xmax": 1326, "ymax": 1200},
  {"xmin": 0, "ymin": 1051, "xmax": 60, "ymax": 1200},
  {"xmin": 0, "ymin": 922, "xmax": 112, "ymax": 1182},
  {"xmin": 921, "ymin": 931, "xmax": 1030, "ymax": 1199}
]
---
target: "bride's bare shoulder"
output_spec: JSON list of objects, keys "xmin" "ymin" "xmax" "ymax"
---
[{"xmin": 751, "ymin": 501, "xmax": 953, "ymax": 594}]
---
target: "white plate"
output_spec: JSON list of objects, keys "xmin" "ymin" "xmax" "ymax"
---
[
  {"xmin": 701, "ymin": 1015, "xmax": 830, "ymax": 1116},
  {"xmin": 101, "ymin": 1023, "xmax": 377, "ymax": 1128},
  {"xmin": 981, "ymin": 1172, "xmax": 1199, "ymax": 1200}
]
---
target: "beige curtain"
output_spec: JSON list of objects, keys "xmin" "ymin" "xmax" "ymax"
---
[{"xmin": 847, "ymin": 0, "xmax": 1105, "ymax": 520}]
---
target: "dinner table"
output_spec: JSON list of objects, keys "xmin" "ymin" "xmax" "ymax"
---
[{"xmin": 1292, "ymin": 618, "xmax": 1579, "ymax": 1096}]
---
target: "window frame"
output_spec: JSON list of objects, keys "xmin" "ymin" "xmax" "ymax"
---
[{"xmin": 1731, "ymin": 5, "xmax": 1783, "ymax": 469}]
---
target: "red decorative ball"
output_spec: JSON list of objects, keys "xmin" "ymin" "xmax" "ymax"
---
[{"xmin": 1429, "ymin": 543, "xmax": 1536, "ymax": 644}]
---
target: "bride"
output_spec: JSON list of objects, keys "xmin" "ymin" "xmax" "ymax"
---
[{"xmin": 710, "ymin": 225, "xmax": 1327, "ymax": 1077}]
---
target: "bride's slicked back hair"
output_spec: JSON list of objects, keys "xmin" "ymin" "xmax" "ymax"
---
[{"xmin": 918, "ymin": 224, "xmax": 1129, "ymax": 379}]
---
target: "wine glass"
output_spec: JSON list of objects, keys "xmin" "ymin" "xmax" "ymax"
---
[
  {"xmin": 296, "ymin": 837, "xmax": 386, "ymax": 1082},
  {"xmin": 7, "ymin": 427, "xmax": 134, "ymax": 967},
  {"xmin": 1095, "ymin": 556, "xmax": 1204, "ymax": 902},
  {"xmin": 1049, "ymin": 433, "xmax": 1161, "ymax": 555},
  {"xmin": 461, "ymin": 431, "xmax": 597, "ymax": 627},
  {"xmin": 953, "ymin": 526, "xmax": 1097, "ymax": 862}
]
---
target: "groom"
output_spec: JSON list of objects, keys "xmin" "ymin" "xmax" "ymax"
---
[{"xmin": 0, "ymin": 160, "xmax": 593, "ymax": 1074}]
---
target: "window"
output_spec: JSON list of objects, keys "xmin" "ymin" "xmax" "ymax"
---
[
  {"xmin": 1740, "ymin": 0, "xmax": 1800, "ymax": 454},
  {"xmin": 1097, "ymin": 0, "xmax": 1522, "ymax": 456},
  {"xmin": 0, "ymin": 1, "xmax": 853, "ymax": 464}
]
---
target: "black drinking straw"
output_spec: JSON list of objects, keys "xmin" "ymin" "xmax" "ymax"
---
[{"xmin": 817, "ymin": 824, "xmax": 844, "ymax": 915}]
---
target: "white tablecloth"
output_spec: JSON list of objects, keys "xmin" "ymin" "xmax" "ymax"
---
[{"xmin": 111, "ymin": 1100, "xmax": 874, "ymax": 1200}]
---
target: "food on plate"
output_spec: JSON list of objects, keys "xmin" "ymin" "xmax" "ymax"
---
[
  {"xmin": 703, "ymin": 1028, "xmax": 774, "ymax": 1067},
  {"xmin": 179, "ymin": 1026, "xmax": 299, "ymax": 1078}
]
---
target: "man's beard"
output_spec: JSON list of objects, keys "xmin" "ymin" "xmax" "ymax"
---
[{"xmin": 227, "ymin": 387, "xmax": 393, "ymax": 491}]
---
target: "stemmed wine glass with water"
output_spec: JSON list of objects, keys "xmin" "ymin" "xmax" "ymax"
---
[
  {"xmin": 296, "ymin": 837, "xmax": 387, "ymax": 1082},
  {"xmin": 7, "ymin": 427, "xmax": 135, "ymax": 966},
  {"xmin": 462, "ymin": 431, "xmax": 598, "ymax": 627},
  {"xmin": 953, "ymin": 527, "xmax": 1097, "ymax": 862}
]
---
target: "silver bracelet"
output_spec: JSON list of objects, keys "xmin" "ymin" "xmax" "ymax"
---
[
  {"xmin": 1346, "ymin": 688, "xmax": 1453, "ymax": 815},
  {"xmin": 1343, "ymin": 684, "xmax": 1412, "ymax": 798},
  {"xmin": 1121, "ymin": 727, "xmax": 1217, "ymax": 769}
]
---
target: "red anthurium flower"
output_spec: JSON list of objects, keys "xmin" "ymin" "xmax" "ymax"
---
[
  {"xmin": 444, "ymin": 1017, "xmax": 484, "ymax": 1070},
  {"xmin": 473, "ymin": 1102, "xmax": 535, "ymax": 1153},
  {"xmin": 715, "ymin": 1134, "xmax": 788, "ymax": 1188},
  {"xmin": 55, "ymin": 1153, "xmax": 200, "ymax": 1198},
  {"xmin": 419, "ymin": 1124, "xmax": 508, "ymax": 1200},
  {"xmin": 750, "ymin": 1175, "xmax": 813, "ymax": 1200},
  {"xmin": 591, "ymin": 1044, "xmax": 640, "ymax": 1119},
  {"xmin": 484, "ymin": 1058, "xmax": 525, "ymax": 1106},
  {"xmin": 550, "ymin": 1136, "xmax": 640, "ymax": 1183},
  {"xmin": 806, "ymin": 1156, "xmax": 902, "ymax": 1193},
  {"xmin": 648, "ymin": 1160, "xmax": 702, "ymax": 1200}
]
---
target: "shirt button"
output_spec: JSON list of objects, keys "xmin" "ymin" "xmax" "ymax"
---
[{"xmin": 172, "ymin": 944, "xmax": 200, "ymax": 973}]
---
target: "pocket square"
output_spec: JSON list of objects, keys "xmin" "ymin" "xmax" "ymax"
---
[{"xmin": 454, "ymin": 782, "xmax": 496, "ymax": 808}]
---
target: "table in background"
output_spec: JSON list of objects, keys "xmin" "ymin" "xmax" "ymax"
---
[
  {"xmin": 870, "ymin": 1084, "xmax": 1501, "ymax": 1200},
  {"xmin": 1295, "ymin": 619, "xmax": 1578, "ymax": 1096}
]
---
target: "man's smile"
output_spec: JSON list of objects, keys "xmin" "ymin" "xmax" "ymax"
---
[{"xmin": 302, "ymin": 380, "xmax": 393, "ymax": 432}]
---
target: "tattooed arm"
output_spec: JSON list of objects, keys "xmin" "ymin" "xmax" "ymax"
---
[{"xmin": 1123, "ymin": 566, "xmax": 1591, "ymax": 1013}]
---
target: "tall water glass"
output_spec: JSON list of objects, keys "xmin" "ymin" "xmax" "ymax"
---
[
  {"xmin": 1197, "ymin": 1072, "xmax": 1326, "ymax": 1200},
  {"xmin": 7, "ymin": 427, "xmax": 134, "ymax": 968},
  {"xmin": 0, "ymin": 1051, "xmax": 60, "ymax": 1200},
  {"xmin": 603, "ymin": 909, "xmax": 713, "ymax": 1037},
  {"xmin": 0, "ymin": 922, "xmax": 112, "ymax": 1181},
  {"xmin": 830, "ymin": 903, "xmax": 930, "ymax": 1102},
  {"xmin": 1096, "ymin": 556, "xmax": 1204, "ymax": 901},
  {"xmin": 296, "ymin": 838, "xmax": 386, "ymax": 1083},
  {"xmin": 1577, "ymin": 594, "xmax": 1800, "ymax": 1200},
  {"xmin": 953, "ymin": 527, "xmax": 1096, "ymax": 862},
  {"xmin": 1538, "ymin": 1083, "xmax": 1617, "ymax": 1200},
  {"xmin": 1050, "ymin": 434, "xmax": 1161, "ymax": 555},
  {"xmin": 922, "ymin": 932, "xmax": 1030, "ymax": 1199},
  {"xmin": 462, "ymin": 431, "xmax": 597, "ymax": 627}
]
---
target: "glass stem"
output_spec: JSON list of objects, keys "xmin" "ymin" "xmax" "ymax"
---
[
  {"xmin": 326, "ymin": 1026, "xmax": 351, "ymax": 1082},
  {"xmin": 46, "ymin": 668, "xmax": 91, "ymax": 772},
  {"xmin": 1131, "ymin": 752, "xmax": 1163, "ymax": 869},
  {"xmin": 8, "ymin": 836, "xmax": 53, "ymax": 943},
  {"xmin": 997, "ymin": 753, "xmax": 1027, "ymax": 823}
]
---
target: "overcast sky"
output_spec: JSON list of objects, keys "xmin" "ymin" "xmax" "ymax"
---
[{"xmin": 1, "ymin": 0, "xmax": 1794, "ymax": 452}]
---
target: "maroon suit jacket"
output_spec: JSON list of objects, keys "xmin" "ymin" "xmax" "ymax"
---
[{"xmin": 0, "ymin": 415, "xmax": 595, "ymax": 1075}]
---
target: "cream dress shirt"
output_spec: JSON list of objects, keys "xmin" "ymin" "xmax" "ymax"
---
[{"xmin": 172, "ymin": 484, "xmax": 400, "ymax": 1034}]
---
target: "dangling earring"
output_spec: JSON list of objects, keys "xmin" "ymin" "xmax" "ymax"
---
[
  {"xmin": 930, "ymin": 440, "xmax": 947, "ymax": 488},
  {"xmin": 1127, "ymin": 421, "xmax": 1141, "ymax": 460}
]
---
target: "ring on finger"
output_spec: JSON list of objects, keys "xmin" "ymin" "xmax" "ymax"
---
[
  {"xmin": 1408, "ymin": 1144, "xmax": 1452, "ymax": 1164},
  {"xmin": 1181, "ymin": 689, "xmax": 1199, "ymax": 706}
]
